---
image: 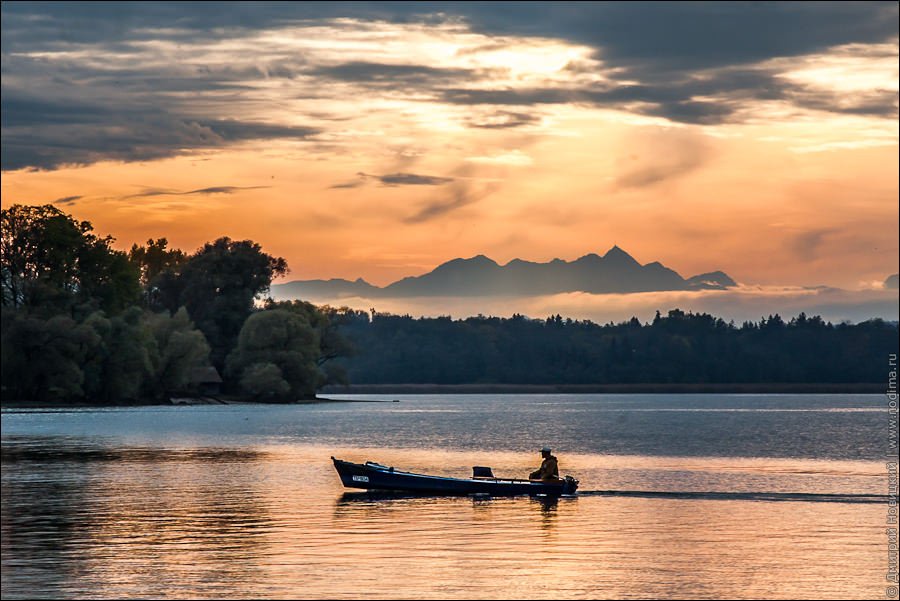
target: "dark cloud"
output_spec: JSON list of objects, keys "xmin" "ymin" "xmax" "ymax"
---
[
  {"xmin": 331, "ymin": 172, "xmax": 454, "ymax": 189},
  {"xmin": 329, "ymin": 179, "xmax": 366, "ymax": 190},
  {"xmin": 466, "ymin": 111, "xmax": 541, "ymax": 129},
  {"xmin": 376, "ymin": 172, "xmax": 454, "ymax": 186},
  {"xmin": 2, "ymin": 2, "xmax": 896, "ymax": 170},
  {"xmin": 1, "ymin": 90, "xmax": 319, "ymax": 171},
  {"xmin": 440, "ymin": 66, "xmax": 898, "ymax": 125},
  {"xmin": 51, "ymin": 195, "xmax": 82, "ymax": 205},
  {"xmin": 404, "ymin": 179, "xmax": 498, "ymax": 223},
  {"xmin": 5, "ymin": 2, "xmax": 893, "ymax": 60},
  {"xmin": 310, "ymin": 61, "xmax": 474, "ymax": 85},
  {"xmin": 120, "ymin": 186, "xmax": 270, "ymax": 200}
]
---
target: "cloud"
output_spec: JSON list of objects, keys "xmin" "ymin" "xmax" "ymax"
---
[
  {"xmin": 51, "ymin": 195, "xmax": 82, "ymax": 205},
  {"xmin": 404, "ymin": 179, "xmax": 499, "ymax": 223},
  {"xmin": 376, "ymin": 172, "xmax": 454, "ymax": 186},
  {"xmin": 789, "ymin": 228, "xmax": 839, "ymax": 261},
  {"xmin": 1, "ymin": 2, "xmax": 896, "ymax": 171},
  {"xmin": 294, "ymin": 285, "xmax": 900, "ymax": 326},
  {"xmin": 310, "ymin": 61, "xmax": 475, "ymax": 87},
  {"xmin": 119, "ymin": 186, "xmax": 270, "ymax": 200},
  {"xmin": 6, "ymin": 3, "xmax": 892, "ymax": 69},
  {"xmin": 331, "ymin": 171, "xmax": 454, "ymax": 189},
  {"xmin": 614, "ymin": 129, "xmax": 711, "ymax": 189},
  {"xmin": 1, "ymin": 90, "xmax": 320, "ymax": 170},
  {"xmin": 466, "ymin": 111, "xmax": 541, "ymax": 129},
  {"xmin": 329, "ymin": 179, "xmax": 366, "ymax": 190}
]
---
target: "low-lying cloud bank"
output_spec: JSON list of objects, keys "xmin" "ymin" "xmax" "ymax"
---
[{"xmin": 302, "ymin": 285, "xmax": 899, "ymax": 324}]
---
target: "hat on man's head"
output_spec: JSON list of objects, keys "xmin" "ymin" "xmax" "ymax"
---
[{"xmin": 540, "ymin": 446, "xmax": 552, "ymax": 453}]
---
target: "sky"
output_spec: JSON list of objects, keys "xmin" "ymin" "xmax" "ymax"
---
[{"xmin": 1, "ymin": 2, "xmax": 898, "ymax": 320}]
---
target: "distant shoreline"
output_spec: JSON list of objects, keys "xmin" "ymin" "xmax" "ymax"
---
[
  {"xmin": 1, "ymin": 383, "xmax": 885, "ymax": 409},
  {"xmin": 0, "ymin": 396, "xmax": 389, "ymax": 409},
  {"xmin": 320, "ymin": 383, "xmax": 886, "ymax": 394}
]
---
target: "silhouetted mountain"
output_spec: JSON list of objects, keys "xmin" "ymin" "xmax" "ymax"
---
[
  {"xmin": 686, "ymin": 271, "xmax": 738, "ymax": 290},
  {"xmin": 271, "ymin": 246, "xmax": 736, "ymax": 300},
  {"xmin": 385, "ymin": 255, "xmax": 505, "ymax": 296},
  {"xmin": 271, "ymin": 277, "xmax": 378, "ymax": 301},
  {"xmin": 886, "ymin": 274, "xmax": 899, "ymax": 290}
]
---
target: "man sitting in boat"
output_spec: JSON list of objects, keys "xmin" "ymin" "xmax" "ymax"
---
[{"xmin": 529, "ymin": 447, "xmax": 559, "ymax": 480}]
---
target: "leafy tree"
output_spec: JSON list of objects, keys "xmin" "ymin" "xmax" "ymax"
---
[
  {"xmin": 240, "ymin": 362, "xmax": 290, "ymax": 400},
  {"xmin": 143, "ymin": 307, "xmax": 211, "ymax": 399},
  {"xmin": 0, "ymin": 308, "xmax": 99, "ymax": 402},
  {"xmin": 81, "ymin": 307, "xmax": 155, "ymax": 403},
  {"xmin": 175, "ymin": 237, "xmax": 287, "ymax": 370},
  {"xmin": 128, "ymin": 238, "xmax": 187, "ymax": 309},
  {"xmin": 128, "ymin": 238, "xmax": 187, "ymax": 285},
  {"xmin": 263, "ymin": 299, "xmax": 355, "ymax": 384},
  {"xmin": 1, "ymin": 204, "xmax": 140, "ymax": 314},
  {"xmin": 226, "ymin": 309, "xmax": 322, "ymax": 399}
]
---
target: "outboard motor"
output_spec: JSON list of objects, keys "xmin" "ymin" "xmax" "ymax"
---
[
  {"xmin": 472, "ymin": 466, "xmax": 495, "ymax": 478},
  {"xmin": 562, "ymin": 475, "xmax": 579, "ymax": 495}
]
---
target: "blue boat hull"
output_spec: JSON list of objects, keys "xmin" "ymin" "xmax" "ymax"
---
[{"xmin": 332, "ymin": 457, "xmax": 578, "ymax": 496}]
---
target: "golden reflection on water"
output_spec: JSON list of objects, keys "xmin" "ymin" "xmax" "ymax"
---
[{"xmin": 1, "ymin": 443, "xmax": 888, "ymax": 599}]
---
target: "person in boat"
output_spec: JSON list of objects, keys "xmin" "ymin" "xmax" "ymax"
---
[{"xmin": 529, "ymin": 446, "xmax": 559, "ymax": 480}]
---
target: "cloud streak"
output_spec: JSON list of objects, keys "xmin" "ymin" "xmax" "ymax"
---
[
  {"xmin": 51, "ymin": 195, "xmax": 82, "ymax": 206},
  {"xmin": 331, "ymin": 172, "xmax": 454, "ymax": 189},
  {"xmin": 118, "ymin": 185, "xmax": 271, "ymax": 200},
  {"xmin": 404, "ymin": 180, "xmax": 499, "ymax": 223}
]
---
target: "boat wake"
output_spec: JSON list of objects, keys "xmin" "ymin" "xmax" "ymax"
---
[{"xmin": 578, "ymin": 490, "xmax": 887, "ymax": 504}]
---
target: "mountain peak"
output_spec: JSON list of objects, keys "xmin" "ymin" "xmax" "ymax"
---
[
  {"xmin": 603, "ymin": 245, "xmax": 640, "ymax": 266},
  {"xmin": 604, "ymin": 245, "xmax": 631, "ymax": 257},
  {"xmin": 272, "ymin": 250, "xmax": 736, "ymax": 299}
]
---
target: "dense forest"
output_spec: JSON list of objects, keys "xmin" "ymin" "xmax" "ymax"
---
[
  {"xmin": 1, "ymin": 204, "xmax": 897, "ymax": 404},
  {"xmin": 1, "ymin": 204, "xmax": 349, "ymax": 403},
  {"xmin": 333, "ymin": 310, "xmax": 898, "ymax": 385}
]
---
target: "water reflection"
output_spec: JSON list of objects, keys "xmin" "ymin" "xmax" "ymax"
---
[
  {"xmin": 1, "ymin": 398, "xmax": 891, "ymax": 599},
  {"xmin": 1, "ymin": 435, "xmax": 267, "ymax": 463},
  {"xmin": 335, "ymin": 490, "xmax": 565, "ymax": 525},
  {"xmin": 2, "ymin": 438, "xmax": 275, "ymax": 599}
]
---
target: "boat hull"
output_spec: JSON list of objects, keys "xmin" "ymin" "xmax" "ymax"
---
[{"xmin": 332, "ymin": 457, "xmax": 578, "ymax": 496}]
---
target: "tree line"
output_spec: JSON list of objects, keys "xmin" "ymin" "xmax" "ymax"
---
[
  {"xmin": 332, "ymin": 310, "xmax": 898, "ymax": 385},
  {"xmin": 1, "ymin": 204, "xmax": 349, "ymax": 403},
  {"xmin": 2, "ymin": 204, "xmax": 896, "ymax": 404}
]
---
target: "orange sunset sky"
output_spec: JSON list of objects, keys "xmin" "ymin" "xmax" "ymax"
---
[{"xmin": 2, "ymin": 2, "xmax": 898, "ymax": 320}]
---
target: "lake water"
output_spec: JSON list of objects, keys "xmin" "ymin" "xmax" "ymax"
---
[{"xmin": 2, "ymin": 394, "xmax": 896, "ymax": 599}]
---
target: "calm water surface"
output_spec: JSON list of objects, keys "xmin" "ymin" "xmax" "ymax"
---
[{"xmin": 1, "ymin": 394, "xmax": 895, "ymax": 599}]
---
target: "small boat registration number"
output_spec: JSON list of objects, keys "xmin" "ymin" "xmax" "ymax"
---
[{"xmin": 352, "ymin": 475, "xmax": 370, "ymax": 482}]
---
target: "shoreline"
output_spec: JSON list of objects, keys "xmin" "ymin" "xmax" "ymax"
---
[
  {"xmin": 320, "ymin": 382, "xmax": 886, "ymax": 394},
  {"xmin": 1, "ymin": 382, "xmax": 885, "ymax": 409},
  {"xmin": 0, "ymin": 396, "xmax": 391, "ymax": 409}
]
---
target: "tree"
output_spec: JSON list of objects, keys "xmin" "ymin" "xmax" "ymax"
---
[
  {"xmin": 240, "ymin": 363, "xmax": 290, "ymax": 400},
  {"xmin": 263, "ymin": 299, "xmax": 355, "ymax": 383},
  {"xmin": 128, "ymin": 238, "xmax": 187, "ymax": 309},
  {"xmin": 144, "ymin": 307, "xmax": 211, "ymax": 399},
  {"xmin": 81, "ymin": 307, "xmax": 155, "ymax": 403},
  {"xmin": 0, "ymin": 204, "xmax": 140, "ymax": 314},
  {"xmin": 0, "ymin": 308, "xmax": 100, "ymax": 402},
  {"xmin": 226, "ymin": 309, "xmax": 322, "ymax": 399},
  {"xmin": 176, "ymin": 237, "xmax": 287, "ymax": 371},
  {"xmin": 128, "ymin": 238, "xmax": 187, "ymax": 285}
]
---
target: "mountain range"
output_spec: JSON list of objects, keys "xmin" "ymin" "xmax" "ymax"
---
[{"xmin": 271, "ymin": 246, "xmax": 737, "ymax": 302}]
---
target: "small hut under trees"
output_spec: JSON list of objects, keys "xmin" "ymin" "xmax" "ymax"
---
[{"xmin": 189, "ymin": 366, "xmax": 223, "ymax": 396}]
